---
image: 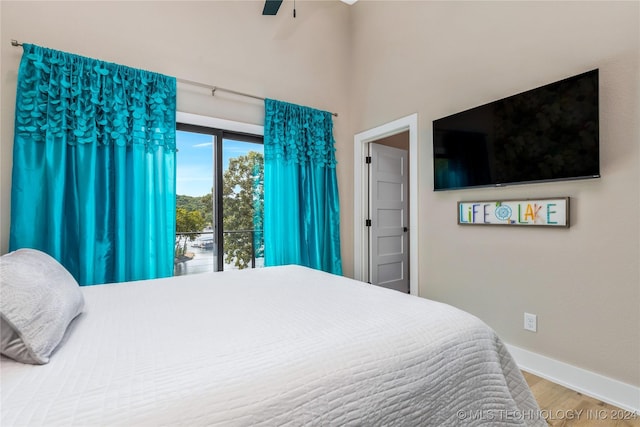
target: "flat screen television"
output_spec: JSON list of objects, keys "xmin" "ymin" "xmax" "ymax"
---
[{"xmin": 433, "ymin": 69, "xmax": 599, "ymax": 191}]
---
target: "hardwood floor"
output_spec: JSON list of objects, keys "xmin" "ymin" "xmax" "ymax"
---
[{"xmin": 523, "ymin": 371, "xmax": 640, "ymax": 426}]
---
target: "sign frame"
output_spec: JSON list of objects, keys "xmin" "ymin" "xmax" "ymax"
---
[{"xmin": 457, "ymin": 197, "xmax": 570, "ymax": 228}]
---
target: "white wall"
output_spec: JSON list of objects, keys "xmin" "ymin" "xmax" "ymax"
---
[
  {"xmin": 348, "ymin": 1, "xmax": 640, "ymax": 387},
  {"xmin": 0, "ymin": 0, "xmax": 353, "ymax": 269}
]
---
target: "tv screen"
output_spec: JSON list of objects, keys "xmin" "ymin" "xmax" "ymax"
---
[{"xmin": 433, "ymin": 69, "xmax": 599, "ymax": 190}]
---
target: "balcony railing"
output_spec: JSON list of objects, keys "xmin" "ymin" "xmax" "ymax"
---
[{"xmin": 174, "ymin": 230, "xmax": 263, "ymax": 276}]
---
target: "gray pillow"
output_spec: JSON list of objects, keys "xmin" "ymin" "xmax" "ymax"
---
[{"xmin": 0, "ymin": 249, "xmax": 85, "ymax": 364}]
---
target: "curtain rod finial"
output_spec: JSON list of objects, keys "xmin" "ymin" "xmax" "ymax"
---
[{"xmin": 11, "ymin": 39, "xmax": 22, "ymax": 47}]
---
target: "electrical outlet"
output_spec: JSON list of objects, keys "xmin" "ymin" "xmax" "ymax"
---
[{"xmin": 524, "ymin": 313, "xmax": 537, "ymax": 332}]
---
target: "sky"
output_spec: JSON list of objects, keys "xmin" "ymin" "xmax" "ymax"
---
[{"xmin": 176, "ymin": 130, "xmax": 263, "ymax": 197}]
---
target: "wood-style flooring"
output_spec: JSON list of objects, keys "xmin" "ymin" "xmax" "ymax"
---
[{"xmin": 523, "ymin": 371, "xmax": 640, "ymax": 426}]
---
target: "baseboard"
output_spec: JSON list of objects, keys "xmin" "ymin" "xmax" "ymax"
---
[{"xmin": 506, "ymin": 343, "xmax": 640, "ymax": 414}]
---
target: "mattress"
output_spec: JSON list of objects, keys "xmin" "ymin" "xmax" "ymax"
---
[{"xmin": 1, "ymin": 265, "xmax": 545, "ymax": 426}]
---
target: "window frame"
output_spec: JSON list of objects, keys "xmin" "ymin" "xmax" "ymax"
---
[{"xmin": 176, "ymin": 121, "xmax": 264, "ymax": 272}]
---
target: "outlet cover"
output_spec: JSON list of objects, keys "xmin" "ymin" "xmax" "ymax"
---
[{"xmin": 524, "ymin": 313, "xmax": 537, "ymax": 332}]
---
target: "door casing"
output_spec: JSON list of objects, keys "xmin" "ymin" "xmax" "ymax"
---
[{"xmin": 353, "ymin": 113, "xmax": 418, "ymax": 295}]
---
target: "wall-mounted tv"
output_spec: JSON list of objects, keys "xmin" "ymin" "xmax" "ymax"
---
[{"xmin": 433, "ymin": 69, "xmax": 600, "ymax": 191}]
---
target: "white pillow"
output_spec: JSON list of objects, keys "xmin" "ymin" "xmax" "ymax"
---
[{"xmin": 0, "ymin": 249, "xmax": 85, "ymax": 364}]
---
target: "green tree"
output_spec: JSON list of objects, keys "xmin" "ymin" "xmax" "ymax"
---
[
  {"xmin": 223, "ymin": 151, "xmax": 264, "ymax": 269},
  {"xmin": 175, "ymin": 207, "xmax": 205, "ymax": 262},
  {"xmin": 200, "ymin": 191, "xmax": 213, "ymax": 226},
  {"xmin": 177, "ymin": 193, "xmax": 212, "ymax": 226}
]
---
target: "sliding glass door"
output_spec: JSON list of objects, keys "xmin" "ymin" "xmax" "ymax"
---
[{"xmin": 174, "ymin": 123, "xmax": 264, "ymax": 276}]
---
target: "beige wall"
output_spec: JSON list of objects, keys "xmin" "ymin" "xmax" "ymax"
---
[
  {"xmin": 0, "ymin": 0, "xmax": 353, "ymax": 267},
  {"xmin": 1, "ymin": 0, "xmax": 639, "ymax": 389},
  {"xmin": 349, "ymin": 1, "xmax": 640, "ymax": 386}
]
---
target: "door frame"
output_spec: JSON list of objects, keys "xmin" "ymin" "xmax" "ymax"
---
[
  {"xmin": 353, "ymin": 113, "xmax": 418, "ymax": 295},
  {"xmin": 176, "ymin": 112, "xmax": 264, "ymax": 271}
]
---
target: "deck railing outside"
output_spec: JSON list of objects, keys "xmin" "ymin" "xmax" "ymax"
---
[{"xmin": 174, "ymin": 230, "xmax": 264, "ymax": 276}]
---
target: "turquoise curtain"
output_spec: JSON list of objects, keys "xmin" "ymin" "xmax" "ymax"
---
[
  {"xmin": 10, "ymin": 44, "xmax": 176, "ymax": 286},
  {"xmin": 263, "ymin": 99, "xmax": 342, "ymax": 275}
]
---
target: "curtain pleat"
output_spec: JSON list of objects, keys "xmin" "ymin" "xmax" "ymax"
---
[
  {"xmin": 10, "ymin": 44, "xmax": 176, "ymax": 285},
  {"xmin": 263, "ymin": 99, "xmax": 342, "ymax": 275}
]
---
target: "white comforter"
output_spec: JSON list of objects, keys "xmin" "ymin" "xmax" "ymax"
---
[{"xmin": 1, "ymin": 265, "xmax": 544, "ymax": 426}]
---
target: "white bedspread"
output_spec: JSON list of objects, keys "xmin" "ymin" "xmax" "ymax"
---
[{"xmin": 1, "ymin": 265, "xmax": 544, "ymax": 426}]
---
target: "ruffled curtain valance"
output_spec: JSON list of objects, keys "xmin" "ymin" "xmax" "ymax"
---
[
  {"xmin": 15, "ymin": 43, "xmax": 176, "ymax": 151},
  {"xmin": 263, "ymin": 99, "xmax": 342, "ymax": 275},
  {"xmin": 264, "ymin": 99, "xmax": 337, "ymax": 167},
  {"xmin": 10, "ymin": 44, "xmax": 176, "ymax": 286}
]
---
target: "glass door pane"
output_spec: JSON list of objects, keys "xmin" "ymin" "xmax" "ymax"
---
[
  {"xmin": 174, "ymin": 130, "xmax": 216, "ymax": 276},
  {"xmin": 221, "ymin": 138, "xmax": 264, "ymax": 270},
  {"xmin": 174, "ymin": 123, "xmax": 264, "ymax": 275}
]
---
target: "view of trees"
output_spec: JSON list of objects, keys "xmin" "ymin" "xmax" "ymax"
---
[
  {"xmin": 176, "ymin": 194, "xmax": 213, "ymax": 225},
  {"xmin": 222, "ymin": 151, "xmax": 264, "ymax": 269},
  {"xmin": 174, "ymin": 207, "xmax": 205, "ymax": 261},
  {"xmin": 175, "ymin": 151, "xmax": 264, "ymax": 270}
]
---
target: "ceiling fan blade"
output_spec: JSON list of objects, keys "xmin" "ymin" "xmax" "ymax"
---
[{"xmin": 262, "ymin": 0, "xmax": 283, "ymax": 15}]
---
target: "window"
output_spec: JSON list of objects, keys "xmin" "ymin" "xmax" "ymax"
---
[{"xmin": 174, "ymin": 123, "xmax": 264, "ymax": 275}]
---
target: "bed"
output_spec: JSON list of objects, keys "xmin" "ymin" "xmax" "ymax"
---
[{"xmin": 1, "ymin": 251, "xmax": 545, "ymax": 426}]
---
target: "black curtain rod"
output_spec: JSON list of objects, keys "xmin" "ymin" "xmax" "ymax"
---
[{"xmin": 10, "ymin": 39, "xmax": 339, "ymax": 118}]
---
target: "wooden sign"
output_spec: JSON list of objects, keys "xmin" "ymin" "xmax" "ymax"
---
[{"xmin": 458, "ymin": 198, "xmax": 569, "ymax": 227}]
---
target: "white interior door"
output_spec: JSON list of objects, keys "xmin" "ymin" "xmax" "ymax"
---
[{"xmin": 369, "ymin": 143, "xmax": 409, "ymax": 293}]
